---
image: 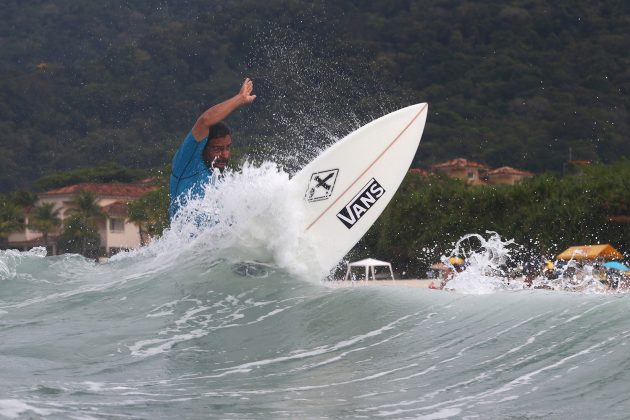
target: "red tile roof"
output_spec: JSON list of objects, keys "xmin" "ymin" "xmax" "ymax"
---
[
  {"xmin": 486, "ymin": 166, "xmax": 535, "ymax": 177},
  {"xmin": 40, "ymin": 183, "xmax": 156, "ymax": 198},
  {"xmin": 134, "ymin": 178, "xmax": 157, "ymax": 186},
  {"xmin": 408, "ymin": 168, "xmax": 431, "ymax": 177},
  {"xmin": 101, "ymin": 201, "xmax": 128, "ymax": 216},
  {"xmin": 431, "ymin": 158, "xmax": 489, "ymax": 170}
]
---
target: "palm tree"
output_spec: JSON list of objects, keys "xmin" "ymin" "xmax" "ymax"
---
[
  {"xmin": 0, "ymin": 199, "xmax": 24, "ymax": 241},
  {"xmin": 10, "ymin": 191, "xmax": 38, "ymax": 208},
  {"xmin": 127, "ymin": 199, "xmax": 149, "ymax": 246},
  {"xmin": 67, "ymin": 190, "xmax": 106, "ymax": 228},
  {"xmin": 64, "ymin": 190, "xmax": 106, "ymax": 256},
  {"xmin": 127, "ymin": 188, "xmax": 169, "ymax": 245},
  {"xmin": 28, "ymin": 202, "xmax": 62, "ymax": 250}
]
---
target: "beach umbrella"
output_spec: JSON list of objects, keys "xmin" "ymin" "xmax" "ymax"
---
[
  {"xmin": 557, "ymin": 244, "xmax": 623, "ymax": 261},
  {"xmin": 448, "ymin": 256, "xmax": 465, "ymax": 265},
  {"xmin": 603, "ymin": 261, "xmax": 629, "ymax": 271}
]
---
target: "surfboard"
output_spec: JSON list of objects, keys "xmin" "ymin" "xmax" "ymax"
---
[{"xmin": 291, "ymin": 103, "xmax": 428, "ymax": 273}]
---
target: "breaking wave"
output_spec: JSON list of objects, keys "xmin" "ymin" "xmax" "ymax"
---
[{"xmin": 2, "ymin": 165, "xmax": 630, "ymax": 419}]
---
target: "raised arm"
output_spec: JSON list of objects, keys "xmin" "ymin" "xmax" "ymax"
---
[{"xmin": 191, "ymin": 78, "xmax": 256, "ymax": 141}]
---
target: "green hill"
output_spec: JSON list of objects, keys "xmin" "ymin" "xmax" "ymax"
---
[{"xmin": 1, "ymin": 0, "xmax": 629, "ymax": 192}]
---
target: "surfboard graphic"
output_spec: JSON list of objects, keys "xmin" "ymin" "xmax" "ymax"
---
[{"xmin": 290, "ymin": 103, "xmax": 428, "ymax": 272}]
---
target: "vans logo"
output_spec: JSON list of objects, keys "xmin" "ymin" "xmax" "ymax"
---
[
  {"xmin": 336, "ymin": 178, "xmax": 385, "ymax": 228},
  {"xmin": 305, "ymin": 169, "xmax": 339, "ymax": 202}
]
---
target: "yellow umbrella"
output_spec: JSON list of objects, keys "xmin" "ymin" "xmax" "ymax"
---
[
  {"xmin": 556, "ymin": 244, "xmax": 623, "ymax": 261},
  {"xmin": 448, "ymin": 256, "xmax": 465, "ymax": 265}
]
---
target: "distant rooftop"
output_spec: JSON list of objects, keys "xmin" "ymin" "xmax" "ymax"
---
[
  {"xmin": 40, "ymin": 182, "xmax": 156, "ymax": 198},
  {"xmin": 101, "ymin": 201, "xmax": 129, "ymax": 216},
  {"xmin": 431, "ymin": 158, "xmax": 489, "ymax": 170},
  {"xmin": 486, "ymin": 166, "xmax": 535, "ymax": 177},
  {"xmin": 408, "ymin": 168, "xmax": 431, "ymax": 177}
]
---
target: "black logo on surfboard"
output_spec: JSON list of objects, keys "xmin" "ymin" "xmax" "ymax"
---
[
  {"xmin": 336, "ymin": 178, "xmax": 385, "ymax": 229},
  {"xmin": 306, "ymin": 169, "xmax": 339, "ymax": 202}
]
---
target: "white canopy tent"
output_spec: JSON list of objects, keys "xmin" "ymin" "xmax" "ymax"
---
[{"xmin": 344, "ymin": 258, "xmax": 395, "ymax": 281}]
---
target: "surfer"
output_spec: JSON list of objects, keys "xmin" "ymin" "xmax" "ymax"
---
[{"xmin": 169, "ymin": 78, "xmax": 256, "ymax": 220}]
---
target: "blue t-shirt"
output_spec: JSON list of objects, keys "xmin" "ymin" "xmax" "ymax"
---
[{"xmin": 169, "ymin": 131, "xmax": 213, "ymax": 220}]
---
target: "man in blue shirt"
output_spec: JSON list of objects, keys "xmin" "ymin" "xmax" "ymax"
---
[{"xmin": 169, "ymin": 78, "xmax": 256, "ymax": 220}]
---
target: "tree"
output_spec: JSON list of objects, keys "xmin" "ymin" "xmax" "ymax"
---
[
  {"xmin": 67, "ymin": 190, "xmax": 106, "ymax": 225},
  {"xmin": 27, "ymin": 202, "xmax": 61, "ymax": 249},
  {"xmin": 356, "ymin": 161, "xmax": 630, "ymax": 277},
  {"xmin": 57, "ymin": 214, "xmax": 101, "ymax": 258},
  {"xmin": 9, "ymin": 191, "xmax": 38, "ymax": 208},
  {"xmin": 60, "ymin": 190, "xmax": 106, "ymax": 257},
  {"xmin": 127, "ymin": 187, "xmax": 169, "ymax": 245},
  {"xmin": 3, "ymin": 0, "xmax": 630, "ymax": 192},
  {"xmin": 0, "ymin": 197, "xmax": 24, "ymax": 241},
  {"xmin": 33, "ymin": 163, "xmax": 147, "ymax": 191}
]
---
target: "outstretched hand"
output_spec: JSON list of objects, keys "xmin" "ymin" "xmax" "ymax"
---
[
  {"xmin": 191, "ymin": 77, "xmax": 257, "ymax": 141},
  {"xmin": 239, "ymin": 78, "xmax": 256, "ymax": 104}
]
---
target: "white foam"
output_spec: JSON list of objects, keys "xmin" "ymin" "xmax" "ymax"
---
[
  {"xmin": 0, "ymin": 399, "xmax": 57, "ymax": 418},
  {"xmin": 0, "ymin": 247, "xmax": 47, "ymax": 281},
  {"xmin": 442, "ymin": 232, "xmax": 519, "ymax": 294},
  {"xmin": 111, "ymin": 161, "xmax": 327, "ymax": 281},
  {"xmin": 128, "ymin": 329, "xmax": 207, "ymax": 357}
]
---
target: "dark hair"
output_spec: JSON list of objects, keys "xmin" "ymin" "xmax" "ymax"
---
[{"xmin": 208, "ymin": 121, "xmax": 232, "ymax": 140}]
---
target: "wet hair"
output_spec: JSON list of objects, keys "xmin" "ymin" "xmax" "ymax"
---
[{"xmin": 208, "ymin": 122, "xmax": 232, "ymax": 140}]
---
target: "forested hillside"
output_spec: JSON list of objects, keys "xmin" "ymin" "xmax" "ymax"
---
[{"xmin": 1, "ymin": 0, "xmax": 629, "ymax": 192}]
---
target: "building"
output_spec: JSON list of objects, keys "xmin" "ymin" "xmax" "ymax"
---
[
  {"xmin": 408, "ymin": 168, "xmax": 432, "ymax": 177},
  {"xmin": 7, "ymin": 182, "xmax": 156, "ymax": 256},
  {"xmin": 430, "ymin": 158, "xmax": 489, "ymax": 185},
  {"xmin": 563, "ymin": 159, "xmax": 592, "ymax": 175},
  {"xmin": 485, "ymin": 166, "xmax": 535, "ymax": 185}
]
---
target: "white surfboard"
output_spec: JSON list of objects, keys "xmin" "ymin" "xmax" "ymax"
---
[{"xmin": 291, "ymin": 103, "xmax": 428, "ymax": 273}]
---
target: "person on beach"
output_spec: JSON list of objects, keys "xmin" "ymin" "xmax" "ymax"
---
[{"xmin": 169, "ymin": 78, "xmax": 256, "ymax": 220}]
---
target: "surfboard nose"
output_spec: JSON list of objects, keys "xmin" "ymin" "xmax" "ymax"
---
[
  {"xmin": 404, "ymin": 102, "xmax": 428, "ymax": 112},
  {"xmin": 292, "ymin": 103, "xmax": 429, "ymax": 272}
]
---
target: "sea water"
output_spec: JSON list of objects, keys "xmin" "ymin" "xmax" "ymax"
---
[{"xmin": 2, "ymin": 164, "xmax": 630, "ymax": 419}]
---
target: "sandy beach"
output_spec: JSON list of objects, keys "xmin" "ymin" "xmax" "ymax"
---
[{"xmin": 326, "ymin": 279, "xmax": 435, "ymax": 288}]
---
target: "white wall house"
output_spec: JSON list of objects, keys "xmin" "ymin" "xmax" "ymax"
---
[
  {"xmin": 7, "ymin": 182, "xmax": 157, "ymax": 256},
  {"xmin": 430, "ymin": 158, "xmax": 490, "ymax": 185}
]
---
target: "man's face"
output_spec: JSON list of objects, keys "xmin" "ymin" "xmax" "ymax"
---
[{"xmin": 203, "ymin": 135, "xmax": 232, "ymax": 170}]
